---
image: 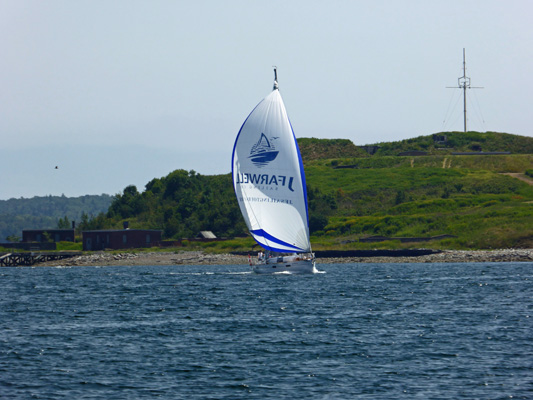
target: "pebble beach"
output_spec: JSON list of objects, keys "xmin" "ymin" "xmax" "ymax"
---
[{"xmin": 38, "ymin": 248, "xmax": 533, "ymax": 267}]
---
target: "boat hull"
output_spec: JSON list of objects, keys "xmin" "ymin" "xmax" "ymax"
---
[{"xmin": 252, "ymin": 259, "xmax": 317, "ymax": 274}]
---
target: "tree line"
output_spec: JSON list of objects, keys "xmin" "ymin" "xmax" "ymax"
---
[
  {"xmin": 82, "ymin": 169, "xmax": 332, "ymax": 240},
  {"xmin": 0, "ymin": 194, "xmax": 112, "ymax": 241}
]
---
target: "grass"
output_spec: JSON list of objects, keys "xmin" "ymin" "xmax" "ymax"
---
[
  {"xmin": 316, "ymin": 197, "xmax": 533, "ymax": 250},
  {"xmin": 320, "ymin": 154, "xmax": 533, "ymax": 172},
  {"xmin": 197, "ymin": 237, "xmax": 257, "ymax": 253},
  {"xmin": 56, "ymin": 241, "xmax": 83, "ymax": 251},
  {"xmin": 301, "ymin": 152, "xmax": 533, "ymax": 250},
  {"xmin": 369, "ymin": 131, "xmax": 533, "ymax": 156}
]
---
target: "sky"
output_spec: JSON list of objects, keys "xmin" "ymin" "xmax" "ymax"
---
[{"xmin": 1, "ymin": 0, "xmax": 532, "ymax": 200}]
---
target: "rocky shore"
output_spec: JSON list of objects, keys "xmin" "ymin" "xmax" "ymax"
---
[
  {"xmin": 319, "ymin": 248, "xmax": 533, "ymax": 264},
  {"xmin": 38, "ymin": 248, "xmax": 533, "ymax": 267},
  {"xmin": 40, "ymin": 251, "xmax": 249, "ymax": 267}
]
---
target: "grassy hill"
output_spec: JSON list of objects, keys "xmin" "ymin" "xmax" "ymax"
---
[
  {"xmin": 365, "ymin": 131, "xmax": 533, "ymax": 156},
  {"xmin": 5, "ymin": 131, "xmax": 533, "ymax": 251},
  {"xmin": 298, "ymin": 131, "xmax": 533, "ymax": 159},
  {"xmin": 305, "ymin": 153, "xmax": 533, "ymax": 249},
  {"xmin": 292, "ymin": 132, "xmax": 533, "ymax": 250},
  {"xmin": 297, "ymin": 138, "xmax": 368, "ymax": 160},
  {"xmin": 96, "ymin": 131, "xmax": 532, "ymax": 251}
]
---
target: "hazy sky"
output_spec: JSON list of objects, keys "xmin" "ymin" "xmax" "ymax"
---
[{"xmin": 1, "ymin": 0, "xmax": 532, "ymax": 200}]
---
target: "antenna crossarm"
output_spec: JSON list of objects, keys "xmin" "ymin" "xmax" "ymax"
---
[{"xmin": 444, "ymin": 48, "xmax": 484, "ymax": 132}]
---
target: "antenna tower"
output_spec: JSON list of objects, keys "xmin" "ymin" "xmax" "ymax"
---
[{"xmin": 446, "ymin": 48, "xmax": 483, "ymax": 132}]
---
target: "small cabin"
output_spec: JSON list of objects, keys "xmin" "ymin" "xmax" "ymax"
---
[
  {"xmin": 82, "ymin": 229, "xmax": 162, "ymax": 251},
  {"xmin": 197, "ymin": 231, "xmax": 217, "ymax": 239}
]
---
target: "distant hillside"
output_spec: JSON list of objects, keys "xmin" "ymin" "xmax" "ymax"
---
[
  {"xmin": 76, "ymin": 147, "xmax": 533, "ymax": 250},
  {"xmin": 371, "ymin": 131, "xmax": 533, "ymax": 156},
  {"xmin": 5, "ymin": 131, "xmax": 532, "ymax": 250},
  {"xmin": 297, "ymin": 138, "xmax": 367, "ymax": 160},
  {"xmin": 299, "ymin": 132, "xmax": 533, "ymax": 160},
  {"xmin": 296, "ymin": 133, "xmax": 533, "ymax": 249},
  {"xmin": 0, "ymin": 194, "xmax": 113, "ymax": 240}
]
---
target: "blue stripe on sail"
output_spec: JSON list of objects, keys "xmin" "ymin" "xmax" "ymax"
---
[
  {"xmin": 254, "ymin": 239, "xmax": 303, "ymax": 253},
  {"xmin": 251, "ymin": 229, "xmax": 304, "ymax": 252},
  {"xmin": 288, "ymin": 118, "xmax": 310, "ymax": 229}
]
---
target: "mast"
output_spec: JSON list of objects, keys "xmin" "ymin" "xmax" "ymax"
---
[
  {"xmin": 461, "ymin": 49, "xmax": 467, "ymax": 132},
  {"xmin": 273, "ymin": 66, "xmax": 278, "ymax": 90},
  {"xmin": 447, "ymin": 48, "xmax": 483, "ymax": 132}
]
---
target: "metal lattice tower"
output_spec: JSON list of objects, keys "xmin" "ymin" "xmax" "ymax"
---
[{"xmin": 447, "ymin": 48, "xmax": 483, "ymax": 132}]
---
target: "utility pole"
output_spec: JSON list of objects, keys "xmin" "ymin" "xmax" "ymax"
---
[{"xmin": 447, "ymin": 48, "xmax": 483, "ymax": 132}]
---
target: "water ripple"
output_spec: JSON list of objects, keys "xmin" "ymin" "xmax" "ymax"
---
[{"xmin": 0, "ymin": 262, "xmax": 531, "ymax": 399}]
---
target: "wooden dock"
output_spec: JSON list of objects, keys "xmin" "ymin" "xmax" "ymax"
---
[{"xmin": 0, "ymin": 252, "xmax": 81, "ymax": 267}]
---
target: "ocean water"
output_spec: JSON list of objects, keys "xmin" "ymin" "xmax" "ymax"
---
[{"xmin": 0, "ymin": 262, "xmax": 531, "ymax": 399}]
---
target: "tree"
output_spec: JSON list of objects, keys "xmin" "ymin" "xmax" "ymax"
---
[
  {"xmin": 78, "ymin": 212, "xmax": 90, "ymax": 232},
  {"xmin": 108, "ymin": 185, "xmax": 145, "ymax": 219},
  {"xmin": 309, "ymin": 214, "xmax": 328, "ymax": 233},
  {"xmin": 57, "ymin": 215, "xmax": 71, "ymax": 229}
]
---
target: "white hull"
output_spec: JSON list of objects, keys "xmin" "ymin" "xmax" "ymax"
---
[{"xmin": 252, "ymin": 258, "xmax": 317, "ymax": 274}]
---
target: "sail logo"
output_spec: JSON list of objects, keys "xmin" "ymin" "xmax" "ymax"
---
[
  {"xmin": 248, "ymin": 133, "xmax": 279, "ymax": 168},
  {"xmin": 235, "ymin": 172, "xmax": 294, "ymax": 192}
]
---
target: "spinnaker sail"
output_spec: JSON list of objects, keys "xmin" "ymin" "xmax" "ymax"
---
[{"xmin": 232, "ymin": 70, "xmax": 311, "ymax": 254}]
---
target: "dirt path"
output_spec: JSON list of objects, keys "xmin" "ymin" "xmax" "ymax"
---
[{"xmin": 502, "ymin": 173, "xmax": 533, "ymax": 186}]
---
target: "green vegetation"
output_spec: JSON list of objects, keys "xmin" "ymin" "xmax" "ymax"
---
[
  {"xmin": 4, "ymin": 131, "xmax": 533, "ymax": 250},
  {"xmin": 56, "ymin": 241, "xmax": 83, "ymax": 251},
  {"xmin": 84, "ymin": 167, "xmax": 343, "ymax": 242},
  {"xmin": 93, "ymin": 136, "xmax": 532, "ymax": 249},
  {"xmin": 298, "ymin": 138, "xmax": 368, "ymax": 160},
  {"xmin": 303, "ymin": 154, "xmax": 533, "ymax": 249},
  {"xmin": 371, "ymin": 131, "xmax": 533, "ymax": 156},
  {"xmin": 81, "ymin": 170, "xmax": 248, "ymax": 239}
]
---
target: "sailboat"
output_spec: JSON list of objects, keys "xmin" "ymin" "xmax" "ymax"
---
[{"xmin": 232, "ymin": 68, "xmax": 317, "ymax": 274}]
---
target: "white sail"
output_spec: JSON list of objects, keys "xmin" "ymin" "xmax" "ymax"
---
[{"xmin": 232, "ymin": 78, "xmax": 311, "ymax": 253}]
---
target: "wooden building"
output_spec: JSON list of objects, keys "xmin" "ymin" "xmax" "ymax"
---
[
  {"xmin": 82, "ymin": 229, "xmax": 162, "ymax": 251},
  {"xmin": 22, "ymin": 229, "xmax": 75, "ymax": 243}
]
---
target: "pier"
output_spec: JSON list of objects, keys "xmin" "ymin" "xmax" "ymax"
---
[{"xmin": 0, "ymin": 252, "xmax": 81, "ymax": 267}]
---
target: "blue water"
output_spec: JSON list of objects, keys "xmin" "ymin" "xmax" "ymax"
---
[{"xmin": 1, "ymin": 262, "xmax": 531, "ymax": 399}]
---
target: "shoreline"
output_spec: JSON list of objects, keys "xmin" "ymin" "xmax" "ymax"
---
[{"xmin": 36, "ymin": 249, "xmax": 533, "ymax": 267}]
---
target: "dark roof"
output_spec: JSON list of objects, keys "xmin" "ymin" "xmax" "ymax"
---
[
  {"xmin": 82, "ymin": 229, "xmax": 162, "ymax": 233},
  {"xmin": 197, "ymin": 231, "xmax": 217, "ymax": 239},
  {"xmin": 23, "ymin": 229, "xmax": 74, "ymax": 232}
]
